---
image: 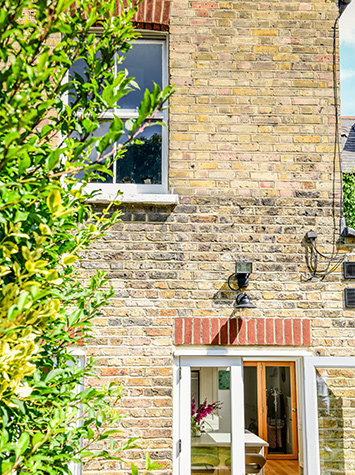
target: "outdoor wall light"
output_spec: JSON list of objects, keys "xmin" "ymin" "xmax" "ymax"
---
[
  {"xmin": 227, "ymin": 261, "xmax": 256, "ymax": 309},
  {"xmin": 228, "ymin": 261, "xmax": 253, "ymax": 289},
  {"xmin": 339, "ymin": 0, "xmax": 352, "ymax": 16},
  {"xmin": 235, "ymin": 292, "xmax": 256, "ymax": 308}
]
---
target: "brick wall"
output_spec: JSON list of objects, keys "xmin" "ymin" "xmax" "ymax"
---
[{"xmin": 80, "ymin": 1, "xmax": 355, "ymax": 474}]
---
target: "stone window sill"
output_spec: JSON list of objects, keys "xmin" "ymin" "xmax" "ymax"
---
[{"xmin": 87, "ymin": 192, "xmax": 179, "ymax": 205}]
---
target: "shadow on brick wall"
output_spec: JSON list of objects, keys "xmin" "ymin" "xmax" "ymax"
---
[
  {"xmin": 120, "ymin": 204, "xmax": 174, "ymax": 223},
  {"xmin": 93, "ymin": 203, "xmax": 175, "ymax": 223},
  {"xmin": 301, "ymin": 232, "xmax": 345, "ymax": 282}
]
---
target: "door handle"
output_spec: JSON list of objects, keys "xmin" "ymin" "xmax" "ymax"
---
[{"xmin": 292, "ymin": 408, "xmax": 297, "ymax": 412}]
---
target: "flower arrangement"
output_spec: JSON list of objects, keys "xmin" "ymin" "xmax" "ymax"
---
[{"xmin": 191, "ymin": 398, "xmax": 223, "ymax": 436}]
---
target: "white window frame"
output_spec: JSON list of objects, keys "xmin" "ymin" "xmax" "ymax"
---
[
  {"xmin": 68, "ymin": 348, "xmax": 85, "ymax": 475},
  {"xmin": 303, "ymin": 356, "xmax": 355, "ymax": 475},
  {"xmin": 67, "ymin": 31, "xmax": 171, "ymax": 202}
]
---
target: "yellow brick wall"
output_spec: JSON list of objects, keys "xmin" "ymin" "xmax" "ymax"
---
[
  {"xmin": 169, "ymin": 0, "xmax": 338, "ymax": 199},
  {"xmin": 80, "ymin": 1, "xmax": 355, "ymax": 473}
]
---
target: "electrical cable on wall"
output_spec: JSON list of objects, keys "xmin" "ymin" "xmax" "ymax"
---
[{"xmin": 303, "ymin": 6, "xmax": 351, "ymax": 281}]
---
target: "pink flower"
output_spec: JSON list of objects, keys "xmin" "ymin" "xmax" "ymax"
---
[
  {"xmin": 191, "ymin": 398, "xmax": 222, "ymax": 426},
  {"xmin": 191, "ymin": 398, "xmax": 196, "ymax": 417}
]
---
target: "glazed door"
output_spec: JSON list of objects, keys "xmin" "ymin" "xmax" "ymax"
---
[
  {"xmin": 304, "ymin": 357, "xmax": 355, "ymax": 475},
  {"xmin": 244, "ymin": 362, "xmax": 298, "ymax": 460},
  {"xmin": 178, "ymin": 357, "xmax": 245, "ymax": 475}
]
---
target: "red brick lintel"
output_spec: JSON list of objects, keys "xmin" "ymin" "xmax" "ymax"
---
[
  {"xmin": 175, "ymin": 317, "xmax": 311, "ymax": 346},
  {"xmin": 114, "ymin": 0, "xmax": 170, "ymax": 31}
]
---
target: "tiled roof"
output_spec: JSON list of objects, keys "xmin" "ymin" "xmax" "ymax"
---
[{"xmin": 342, "ymin": 117, "xmax": 355, "ymax": 173}]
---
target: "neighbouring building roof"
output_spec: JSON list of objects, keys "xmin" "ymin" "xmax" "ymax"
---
[{"xmin": 342, "ymin": 117, "xmax": 355, "ymax": 172}]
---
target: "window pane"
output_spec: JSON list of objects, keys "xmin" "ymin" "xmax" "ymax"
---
[
  {"xmin": 191, "ymin": 371, "xmax": 200, "ymax": 404},
  {"xmin": 116, "ymin": 123, "xmax": 162, "ymax": 184},
  {"xmin": 117, "ymin": 42, "xmax": 163, "ymax": 109},
  {"xmin": 244, "ymin": 366, "xmax": 258, "ymax": 436},
  {"xmin": 316, "ymin": 368, "xmax": 355, "ymax": 475},
  {"xmin": 265, "ymin": 366, "xmax": 293, "ymax": 455},
  {"xmin": 74, "ymin": 121, "xmax": 113, "ymax": 183},
  {"xmin": 68, "ymin": 52, "xmax": 105, "ymax": 105},
  {"xmin": 191, "ymin": 367, "xmax": 231, "ymax": 475},
  {"xmin": 68, "ymin": 58, "xmax": 87, "ymax": 105}
]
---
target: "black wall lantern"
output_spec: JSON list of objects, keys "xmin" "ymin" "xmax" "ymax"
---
[
  {"xmin": 227, "ymin": 261, "xmax": 256, "ymax": 308},
  {"xmin": 339, "ymin": 0, "xmax": 352, "ymax": 16}
]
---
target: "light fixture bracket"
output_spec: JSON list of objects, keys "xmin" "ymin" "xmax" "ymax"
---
[
  {"xmin": 228, "ymin": 261, "xmax": 253, "ymax": 289},
  {"xmin": 227, "ymin": 261, "xmax": 256, "ymax": 308}
]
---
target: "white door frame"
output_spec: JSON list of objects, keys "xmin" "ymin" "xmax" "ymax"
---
[
  {"xmin": 174, "ymin": 356, "xmax": 245, "ymax": 475},
  {"xmin": 303, "ymin": 356, "xmax": 355, "ymax": 475},
  {"xmin": 174, "ymin": 350, "xmax": 355, "ymax": 475}
]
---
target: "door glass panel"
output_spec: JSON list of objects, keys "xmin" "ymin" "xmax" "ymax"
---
[
  {"xmin": 265, "ymin": 366, "xmax": 293, "ymax": 455},
  {"xmin": 244, "ymin": 366, "xmax": 258, "ymax": 435},
  {"xmin": 316, "ymin": 368, "xmax": 355, "ymax": 475},
  {"xmin": 191, "ymin": 367, "xmax": 231, "ymax": 475}
]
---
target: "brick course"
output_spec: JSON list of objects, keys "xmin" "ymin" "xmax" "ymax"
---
[{"xmin": 174, "ymin": 317, "xmax": 311, "ymax": 346}]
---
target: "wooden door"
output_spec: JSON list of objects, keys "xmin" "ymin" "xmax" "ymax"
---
[{"xmin": 244, "ymin": 362, "xmax": 298, "ymax": 460}]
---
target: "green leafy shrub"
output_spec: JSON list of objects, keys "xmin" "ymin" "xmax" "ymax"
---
[
  {"xmin": 0, "ymin": 0, "xmax": 173, "ymax": 473},
  {"xmin": 343, "ymin": 173, "xmax": 355, "ymax": 229}
]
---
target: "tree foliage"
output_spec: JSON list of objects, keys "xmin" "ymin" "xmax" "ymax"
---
[
  {"xmin": 0, "ymin": 0, "xmax": 173, "ymax": 473},
  {"xmin": 343, "ymin": 173, "xmax": 355, "ymax": 229}
]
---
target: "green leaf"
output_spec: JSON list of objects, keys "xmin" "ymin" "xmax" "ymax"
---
[
  {"xmin": 0, "ymin": 461, "xmax": 15, "ymax": 474},
  {"xmin": 45, "ymin": 368, "xmax": 64, "ymax": 383},
  {"xmin": 18, "ymin": 155, "xmax": 31, "ymax": 174},
  {"xmin": 62, "ymin": 253, "xmax": 78, "ymax": 265},
  {"xmin": 125, "ymin": 118, "xmax": 135, "ymax": 134},
  {"xmin": 4, "ymin": 131, "xmax": 20, "ymax": 147},
  {"xmin": 46, "ymin": 149, "xmax": 62, "ymax": 171},
  {"xmin": 14, "ymin": 210, "xmax": 29, "ymax": 223},
  {"xmin": 32, "ymin": 432, "xmax": 45, "ymax": 448},
  {"xmin": 17, "ymin": 291, "xmax": 29, "ymax": 311},
  {"xmin": 131, "ymin": 463, "xmax": 138, "ymax": 475},
  {"xmin": 46, "ymin": 189, "xmax": 62, "ymax": 213},
  {"xmin": 14, "ymin": 432, "xmax": 30, "ymax": 458}
]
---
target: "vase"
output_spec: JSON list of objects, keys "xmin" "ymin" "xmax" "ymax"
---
[{"xmin": 191, "ymin": 424, "xmax": 201, "ymax": 437}]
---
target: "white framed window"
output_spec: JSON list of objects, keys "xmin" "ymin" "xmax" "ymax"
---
[
  {"xmin": 69, "ymin": 33, "xmax": 170, "ymax": 201},
  {"xmin": 175, "ymin": 356, "xmax": 245, "ymax": 475}
]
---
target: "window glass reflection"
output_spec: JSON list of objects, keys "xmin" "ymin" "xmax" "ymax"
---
[
  {"xmin": 191, "ymin": 367, "xmax": 231, "ymax": 475},
  {"xmin": 317, "ymin": 368, "xmax": 355, "ymax": 475},
  {"xmin": 72, "ymin": 121, "xmax": 113, "ymax": 183},
  {"xmin": 244, "ymin": 366, "xmax": 258, "ymax": 436},
  {"xmin": 116, "ymin": 123, "xmax": 162, "ymax": 184},
  {"xmin": 265, "ymin": 366, "xmax": 293, "ymax": 455},
  {"xmin": 117, "ymin": 42, "xmax": 163, "ymax": 109}
]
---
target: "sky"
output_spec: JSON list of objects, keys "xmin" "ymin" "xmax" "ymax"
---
[{"xmin": 340, "ymin": 0, "xmax": 355, "ymax": 116}]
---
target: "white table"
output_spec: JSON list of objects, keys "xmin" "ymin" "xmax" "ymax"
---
[
  {"xmin": 192, "ymin": 430, "xmax": 268, "ymax": 448},
  {"xmin": 191, "ymin": 431, "xmax": 268, "ymax": 474},
  {"xmin": 245, "ymin": 430, "xmax": 269, "ymax": 450},
  {"xmin": 244, "ymin": 431, "xmax": 268, "ymax": 475}
]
